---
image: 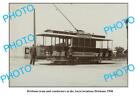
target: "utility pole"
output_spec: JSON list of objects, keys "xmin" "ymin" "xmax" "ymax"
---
[{"xmin": 33, "ymin": 9, "xmax": 36, "ymax": 46}]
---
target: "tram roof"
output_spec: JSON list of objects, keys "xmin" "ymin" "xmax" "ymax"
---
[
  {"xmin": 44, "ymin": 29, "xmax": 105, "ymax": 38},
  {"xmin": 36, "ymin": 32, "xmax": 112, "ymax": 41}
]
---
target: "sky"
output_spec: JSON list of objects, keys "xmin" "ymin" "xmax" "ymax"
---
[{"xmin": 10, "ymin": 3, "xmax": 127, "ymax": 57}]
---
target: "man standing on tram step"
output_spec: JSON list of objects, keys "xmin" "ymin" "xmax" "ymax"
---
[{"xmin": 30, "ymin": 44, "xmax": 37, "ymax": 65}]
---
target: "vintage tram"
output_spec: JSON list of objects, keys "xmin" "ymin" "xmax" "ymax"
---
[{"xmin": 35, "ymin": 29, "xmax": 113, "ymax": 64}]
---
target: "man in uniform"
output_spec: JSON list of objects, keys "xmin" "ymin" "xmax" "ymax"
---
[{"xmin": 30, "ymin": 44, "xmax": 37, "ymax": 65}]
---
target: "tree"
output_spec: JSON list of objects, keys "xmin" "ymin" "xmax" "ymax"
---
[
  {"xmin": 115, "ymin": 47, "xmax": 125, "ymax": 57},
  {"xmin": 124, "ymin": 49, "xmax": 128, "ymax": 56}
]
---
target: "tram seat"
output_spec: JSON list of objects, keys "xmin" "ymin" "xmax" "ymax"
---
[{"xmin": 52, "ymin": 51, "xmax": 65, "ymax": 56}]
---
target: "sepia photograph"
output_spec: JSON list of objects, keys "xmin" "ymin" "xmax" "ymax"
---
[{"xmin": 9, "ymin": 3, "xmax": 128, "ymax": 87}]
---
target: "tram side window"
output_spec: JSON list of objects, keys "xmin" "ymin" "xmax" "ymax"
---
[
  {"xmin": 92, "ymin": 39, "xmax": 96, "ymax": 48},
  {"xmin": 73, "ymin": 38, "xmax": 78, "ymax": 47},
  {"xmin": 85, "ymin": 39, "xmax": 90, "ymax": 47},
  {"xmin": 79, "ymin": 38, "xmax": 84, "ymax": 47},
  {"xmin": 96, "ymin": 41, "xmax": 101, "ymax": 48}
]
